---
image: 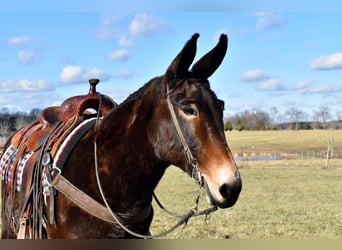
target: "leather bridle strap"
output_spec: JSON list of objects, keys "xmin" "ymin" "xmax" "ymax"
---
[{"xmin": 166, "ymin": 84, "xmax": 203, "ymax": 186}]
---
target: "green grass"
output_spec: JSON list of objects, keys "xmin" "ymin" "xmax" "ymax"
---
[{"xmin": 151, "ymin": 163, "xmax": 342, "ymax": 239}]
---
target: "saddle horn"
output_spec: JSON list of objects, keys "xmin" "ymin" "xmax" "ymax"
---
[{"xmin": 191, "ymin": 34, "xmax": 228, "ymax": 79}]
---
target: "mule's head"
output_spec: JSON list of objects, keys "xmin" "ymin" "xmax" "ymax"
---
[{"xmin": 154, "ymin": 33, "xmax": 241, "ymax": 209}]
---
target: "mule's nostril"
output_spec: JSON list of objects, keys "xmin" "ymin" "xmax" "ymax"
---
[
  {"xmin": 219, "ymin": 183, "xmax": 228, "ymax": 197},
  {"xmin": 202, "ymin": 174, "xmax": 242, "ymax": 209},
  {"xmin": 218, "ymin": 180, "xmax": 242, "ymax": 208}
]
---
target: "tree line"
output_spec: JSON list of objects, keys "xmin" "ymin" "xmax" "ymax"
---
[
  {"xmin": 0, "ymin": 107, "xmax": 41, "ymax": 144},
  {"xmin": 225, "ymin": 106, "xmax": 342, "ymax": 131},
  {"xmin": 1, "ymin": 105, "xmax": 342, "ymax": 143}
]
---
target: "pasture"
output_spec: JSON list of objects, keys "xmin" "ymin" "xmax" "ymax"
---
[
  {"xmin": 226, "ymin": 130, "xmax": 342, "ymax": 160},
  {"xmin": 1, "ymin": 130, "xmax": 342, "ymax": 238},
  {"xmin": 151, "ymin": 130, "xmax": 342, "ymax": 239},
  {"xmin": 152, "ymin": 163, "xmax": 342, "ymax": 239}
]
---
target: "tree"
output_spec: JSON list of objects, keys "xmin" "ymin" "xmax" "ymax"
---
[
  {"xmin": 235, "ymin": 118, "xmax": 245, "ymax": 131},
  {"xmin": 313, "ymin": 105, "xmax": 332, "ymax": 129},
  {"xmin": 285, "ymin": 107, "xmax": 307, "ymax": 130},
  {"xmin": 269, "ymin": 106, "xmax": 279, "ymax": 129},
  {"xmin": 29, "ymin": 108, "xmax": 41, "ymax": 120},
  {"xmin": 231, "ymin": 109, "xmax": 271, "ymax": 130},
  {"xmin": 14, "ymin": 116, "xmax": 29, "ymax": 130},
  {"xmin": 224, "ymin": 121, "xmax": 233, "ymax": 131},
  {"xmin": 1, "ymin": 107, "xmax": 9, "ymax": 115},
  {"xmin": 0, "ymin": 120, "xmax": 12, "ymax": 142},
  {"xmin": 0, "ymin": 107, "xmax": 10, "ymax": 121}
]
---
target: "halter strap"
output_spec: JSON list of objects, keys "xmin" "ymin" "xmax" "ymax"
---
[{"xmin": 166, "ymin": 84, "xmax": 203, "ymax": 186}]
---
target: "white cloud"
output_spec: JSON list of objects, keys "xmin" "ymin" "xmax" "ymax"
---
[
  {"xmin": 305, "ymin": 84, "xmax": 342, "ymax": 94},
  {"xmin": 291, "ymin": 80, "xmax": 314, "ymax": 90},
  {"xmin": 240, "ymin": 70, "xmax": 270, "ymax": 82},
  {"xmin": 259, "ymin": 78, "xmax": 283, "ymax": 90},
  {"xmin": 85, "ymin": 68, "xmax": 110, "ymax": 81},
  {"xmin": 107, "ymin": 49, "xmax": 133, "ymax": 61},
  {"xmin": 60, "ymin": 66, "xmax": 83, "ymax": 83},
  {"xmin": 0, "ymin": 92, "xmax": 62, "ymax": 113},
  {"xmin": 60, "ymin": 66, "xmax": 110, "ymax": 84},
  {"xmin": 7, "ymin": 35, "xmax": 33, "ymax": 46},
  {"xmin": 309, "ymin": 53, "xmax": 342, "ymax": 70},
  {"xmin": 0, "ymin": 79, "xmax": 51, "ymax": 93},
  {"xmin": 18, "ymin": 50, "xmax": 42, "ymax": 64},
  {"xmin": 118, "ymin": 35, "xmax": 133, "ymax": 47},
  {"xmin": 129, "ymin": 13, "xmax": 167, "ymax": 38},
  {"xmin": 255, "ymin": 12, "xmax": 286, "ymax": 31}
]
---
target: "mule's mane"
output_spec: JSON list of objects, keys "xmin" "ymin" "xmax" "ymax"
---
[{"xmin": 121, "ymin": 76, "xmax": 162, "ymax": 105}]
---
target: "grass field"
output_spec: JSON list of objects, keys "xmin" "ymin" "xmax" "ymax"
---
[
  {"xmin": 226, "ymin": 130, "xmax": 342, "ymax": 158},
  {"xmin": 151, "ymin": 162, "xmax": 342, "ymax": 239},
  {"xmin": 1, "ymin": 130, "xmax": 342, "ymax": 239},
  {"xmin": 151, "ymin": 130, "xmax": 342, "ymax": 239}
]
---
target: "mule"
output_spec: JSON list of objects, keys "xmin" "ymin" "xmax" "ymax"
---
[{"xmin": 1, "ymin": 33, "xmax": 242, "ymax": 238}]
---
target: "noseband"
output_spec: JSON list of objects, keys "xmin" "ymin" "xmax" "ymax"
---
[{"xmin": 166, "ymin": 84, "xmax": 203, "ymax": 186}]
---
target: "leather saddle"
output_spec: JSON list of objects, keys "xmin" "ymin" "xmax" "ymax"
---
[
  {"xmin": 13, "ymin": 79, "xmax": 116, "ymax": 151},
  {"xmin": 3, "ymin": 78, "xmax": 117, "ymax": 202},
  {"xmin": 1, "ymin": 79, "xmax": 117, "ymax": 238}
]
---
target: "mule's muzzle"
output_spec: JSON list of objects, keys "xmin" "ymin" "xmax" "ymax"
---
[
  {"xmin": 204, "ymin": 174, "xmax": 242, "ymax": 209},
  {"xmin": 217, "ymin": 179, "xmax": 242, "ymax": 208}
]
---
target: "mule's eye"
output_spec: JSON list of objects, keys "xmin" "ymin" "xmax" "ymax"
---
[{"xmin": 182, "ymin": 106, "xmax": 198, "ymax": 117}]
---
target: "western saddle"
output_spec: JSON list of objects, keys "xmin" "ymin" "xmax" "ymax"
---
[
  {"xmin": 3, "ymin": 79, "xmax": 117, "ymax": 238},
  {"xmin": 12, "ymin": 78, "xmax": 116, "ymax": 153}
]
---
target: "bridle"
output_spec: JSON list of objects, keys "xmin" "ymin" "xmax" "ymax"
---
[
  {"xmin": 166, "ymin": 84, "xmax": 204, "ymax": 186},
  {"xmin": 93, "ymin": 85, "xmax": 217, "ymax": 239}
]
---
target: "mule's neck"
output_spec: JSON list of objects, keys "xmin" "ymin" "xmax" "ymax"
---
[{"xmin": 94, "ymin": 78, "xmax": 168, "ymax": 213}]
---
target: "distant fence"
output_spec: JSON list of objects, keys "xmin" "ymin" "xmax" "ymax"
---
[{"xmin": 233, "ymin": 147, "xmax": 340, "ymax": 161}]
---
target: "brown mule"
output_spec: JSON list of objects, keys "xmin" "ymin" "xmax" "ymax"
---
[{"xmin": 1, "ymin": 33, "xmax": 241, "ymax": 239}]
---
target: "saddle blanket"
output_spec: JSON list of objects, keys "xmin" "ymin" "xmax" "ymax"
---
[
  {"xmin": 1, "ymin": 117, "xmax": 97, "ymax": 193},
  {"xmin": 1, "ymin": 146, "xmax": 34, "ymax": 192}
]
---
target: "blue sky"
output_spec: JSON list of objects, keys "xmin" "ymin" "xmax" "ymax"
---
[{"xmin": 1, "ymin": 1, "xmax": 342, "ymax": 120}]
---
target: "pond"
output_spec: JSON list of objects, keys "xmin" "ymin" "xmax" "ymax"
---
[{"xmin": 234, "ymin": 155, "xmax": 282, "ymax": 161}]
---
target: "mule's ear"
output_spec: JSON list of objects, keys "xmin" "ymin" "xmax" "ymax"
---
[
  {"xmin": 165, "ymin": 33, "xmax": 199, "ymax": 81},
  {"xmin": 191, "ymin": 34, "xmax": 228, "ymax": 79}
]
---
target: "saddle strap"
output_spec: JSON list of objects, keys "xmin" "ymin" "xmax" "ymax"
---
[
  {"xmin": 51, "ymin": 174, "xmax": 151, "ymax": 225},
  {"xmin": 17, "ymin": 204, "xmax": 33, "ymax": 239},
  {"xmin": 17, "ymin": 217, "xmax": 32, "ymax": 239}
]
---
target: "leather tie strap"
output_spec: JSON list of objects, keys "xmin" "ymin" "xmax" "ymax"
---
[{"xmin": 51, "ymin": 174, "xmax": 152, "ymax": 225}]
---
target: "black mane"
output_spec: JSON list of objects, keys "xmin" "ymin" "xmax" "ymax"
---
[{"xmin": 121, "ymin": 76, "xmax": 163, "ymax": 105}]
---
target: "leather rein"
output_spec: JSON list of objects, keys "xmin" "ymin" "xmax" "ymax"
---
[{"xmin": 50, "ymin": 85, "xmax": 218, "ymax": 239}]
